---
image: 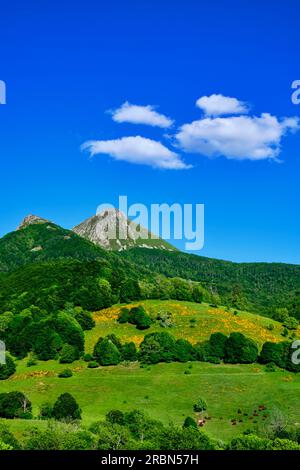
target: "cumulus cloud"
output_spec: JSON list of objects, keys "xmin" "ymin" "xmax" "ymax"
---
[
  {"xmin": 82, "ymin": 136, "xmax": 190, "ymax": 169},
  {"xmin": 110, "ymin": 101, "xmax": 174, "ymax": 128},
  {"xmin": 196, "ymin": 94, "xmax": 249, "ymax": 116},
  {"xmin": 176, "ymin": 113, "xmax": 299, "ymax": 161}
]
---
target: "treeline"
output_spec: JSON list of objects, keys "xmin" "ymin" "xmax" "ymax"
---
[
  {"xmin": 88, "ymin": 330, "xmax": 300, "ymax": 373},
  {"xmin": 121, "ymin": 248, "xmax": 300, "ymax": 317}
]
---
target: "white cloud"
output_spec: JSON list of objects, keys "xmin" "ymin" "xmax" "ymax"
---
[
  {"xmin": 110, "ymin": 101, "xmax": 174, "ymax": 128},
  {"xmin": 196, "ymin": 94, "xmax": 249, "ymax": 116},
  {"xmin": 82, "ymin": 136, "xmax": 190, "ymax": 169},
  {"xmin": 176, "ymin": 113, "xmax": 299, "ymax": 161}
]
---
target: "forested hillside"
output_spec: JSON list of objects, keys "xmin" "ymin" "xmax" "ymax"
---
[{"xmin": 120, "ymin": 248, "xmax": 300, "ymax": 317}]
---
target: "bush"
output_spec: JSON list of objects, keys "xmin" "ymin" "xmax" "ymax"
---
[
  {"xmin": 0, "ymin": 354, "xmax": 16, "ymax": 380},
  {"xmin": 0, "ymin": 423, "xmax": 21, "ymax": 449},
  {"xmin": 174, "ymin": 339, "xmax": 194, "ymax": 362},
  {"xmin": 139, "ymin": 332, "xmax": 176, "ymax": 364},
  {"xmin": 24, "ymin": 422, "xmax": 96, "ymax": 450},
  {"xmin": 117, "ymin": 308, "xmax": 130, "ymax": 324},
  {"xmin": 106, "ymin": 410, "xmax": 125, "ymax": 425},
  {"xmin": 224, "ymin": 332, "xmax": 258, "ymax": 364},
  {"xmin": 259, "ymin": 341, "xmax": 289, "ymax": 369},
  {"xmin": 73, "ymin": 308, "xmax": 95, "ymax": 330},
  {"xmin": 83, "ymin": 353, "xmax": 93, "ymax": 362},
  {"xmin": 0, "ymin": 391, "xmax": 32, "ymax": 419},
  {"xmin": 193, "ymin": 398, "xmax": 207, "ymax": 413},
  {"xmin": 121, "ymin": 342, "xmax": 138, "ymax": 361},
  {"xmin": 39, "ymin": 402, "xmax": 53, "ymax": 420},
  {"xmin": 88, "ymin": 361, "xmax": 99, "ymax": 369},
  {"xmin": 52, "ymin": 393, "xmax": 81, "ymax": 421},
  {"xmin": 58, "ymin": 369, "xmax": 73, "ymax": 378},
  {"xmin": 183, "ymin": 417, "xmax": 198, "ymax": 429},
  {"xmin": 129, "ymin": 306, "xmax": 152, "ymax": 330},
  {"xmin": 283, "ymin": 316, "xmax": 299, "ymax": 330},
  {"xmin": 59, "ymin": 344, "xmax": 80, "ymax": 364},
  {"xmin": 93, "ymin": 338, "xmax": 121, "ymax": 366}
]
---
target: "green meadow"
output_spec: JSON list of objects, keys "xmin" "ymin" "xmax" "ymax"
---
[{"xmin": 1, "ymin": 300, "xmax": 300, "ymax": 443}]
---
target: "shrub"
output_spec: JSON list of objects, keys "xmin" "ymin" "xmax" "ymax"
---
[
  {"xmin": 224, "ymin": 332, "xmax": 258, "ymax": 364},
  {"xmin": 139, "ymin": 332, "xmax": 176, "ymax": 364},
  {"xmin": 73, "ymin": 307, "xmax": 95, "ymax": 330},
  {"xmin": 93, "ymin": 338, "xmax": 121, "ymax": 366},
  {"xmin": 59, "ymin": 344, "xmax": 80, "ymax": 364},
  {"xmin": 83, "ymin": 353, "xmax": 93, "ymax": 362},
  {"xmin": 129, "ymin": 306, "xmax": 152, "ymax": 330},
  {"xmin": 52, "ymin": 393, "xmax": 81, "ymax": 421},
  {"xmin": 39, "ymin": 402, "xmax": 53, "ymax": 420},
  {"xmin": 283, "ymin": 316, "xmax": 299, "ymax": 330},
  {"xmin": 193, "ymin": 398, "xmax": 207, "ymax": 413},
  {"xmin": 0, "ymin": 354, "xmax": 16, "ymax": 380},
  {"xmin": 183, "ymin": 417, "xmax": 198, "ymax": 429},
  {"xmin": 175, "ymin": 339, "xmax": 194, "ymax": 362},
  {"xmin": 117, "ymin": 308, "xmax": 130, "ymax": 324},
  {"xmin": 88, "ymin": 361, "xmax": 99, "ymax": 369},
  {"xmin": 259, "ymin": 341, "xmax": 289, "ymax": 369},
  {"xmin": 0, "ymin": 391, "xmax": 32, "ymax": 419},
  {"xmin": 58, "ymin": 369, "xmax": 73, "ymax": 378},
  {"xmin": 121, "ymin": 342, "xmax": 138, "ymax": 361},
  {"xmin": 106, "ymin": 410, "xmax": 125, "ymax": 425},
  {"xmin": 0, "ymin": 423, "xmax": 21, "ymax": 449}
]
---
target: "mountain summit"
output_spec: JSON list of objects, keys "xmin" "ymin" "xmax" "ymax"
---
[
  {"xmin": 17, "ymin": 214, "xmax": 50, "ymax": 230},
  {"xmin": 72, "ymin": 208, "xmax": 175, "ymax": 252}
]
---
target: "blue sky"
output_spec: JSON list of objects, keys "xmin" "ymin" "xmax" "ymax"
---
[{"xmin": 0, "ymin": 0, "xmax": 299, "ymax": 263}]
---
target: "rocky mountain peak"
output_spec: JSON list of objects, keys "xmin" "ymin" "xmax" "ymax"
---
[
  {"xmin": 17, "ymin": 214, "xmax": 50, "ymax": 230},
  {"xmin": 72, "ymin": 208, "xmax": 175, "ymax": 252}
]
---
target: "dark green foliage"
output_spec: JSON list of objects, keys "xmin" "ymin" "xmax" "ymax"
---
[
  {"xmin": 0, "ymin": 424, "xmax": 21, "ymax": 449},
  {"xmin": 121, "ymin": 248, "xmax": 300, "ymax": 315},
  {"xmin": 58, "ymin": 369, "xmax": 73, "ymax": 378},
  {"xmin": 0, "ymin": 391, "xmax": 32, "ymax": 419},
  {"xmin": 208, "ymin": 332, "xmax": 227, "ymax": 360},
  {"xmin": 193, "ymin": 398, "xmax": 207, "ymax": 413},
  {"xmin": 183, "ymin": 417, "xmax": 198, "ymax": 429},
  {"xmin": 118, "ymin": 307, "xmax": 130, "ymax": 324},
  {"xmin": 87, "ymin": 361, "xmax": 99, "ymax": 368},
  {"xmin": 106, "ymin": 410, "xmax": 125, "ymax": 425},
  {"xmin": 39, "ymin": 402, "xmax": 53, "ymax": 420},
  {"xmin": 121, "ymin": 342, "xmax": 138, "ymax": 361},
  {"xmin": 0, "ymin": 354, "xmax": 16, "ymax": 380},
  {"xmin": 119, "ymin": 279, "xmax": 141, "ymax": 303},
  {"xmin": 51, "ymin": 312, "xmax": 84, "ymax": 354},
  {"xmin": 174, "ymin": 339, "xmax": 194, "ymax": 362},
  {"xmin": 93, "ymin": 337, "xmax": 121, "ymax": 366},
  {"xmin": 259, "ymin": 341, "xmax": 289, "ymax": 369},
  {"xmin": 52, "ymin": 393, "xmax": 81, "ymax": 421},
  {"xmin": 73, "ymin": 307, "xmax": 95, "ymax": 330},
  {"xmin": 224, "ymin": 332, "xmax": 259, "ymax": 364},
  {"xmin": 139, "ymin": 332, "xmax": 176, "ymax": 364},
  {"xmin": 83, "ymin": 353, "xmax": 93, "ymax": 362},
  {"xmin": 129, "ymin": 306, "xmax": 152, "ymax": 330},
  {"xmin": 59, "ymin": 344, "xmax": 80, "ymax": 364}
]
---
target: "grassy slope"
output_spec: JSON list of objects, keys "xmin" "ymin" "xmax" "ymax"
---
[
  {"xmin": 1, "ymin": 300, "xmax": 300, "ymax": 443},
  {"xmin": 85, "ymin": 300, "xmax": 295, "ymax": 352},
  {"xmin": 2, "ymin": 361, "xmax": 300, "ymax": 442}
]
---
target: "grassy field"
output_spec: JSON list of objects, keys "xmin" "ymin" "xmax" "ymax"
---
[
  {"xmin": 85, "ymin": 300, "xmax": 291, "ymax": 353},
  {"xmin": 1, "ymin": 360, "xmax": 300, "ymax": 442},
  {"xmin": 1, "ymin": 300, "xmax": 299, "ymax": 444}
]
